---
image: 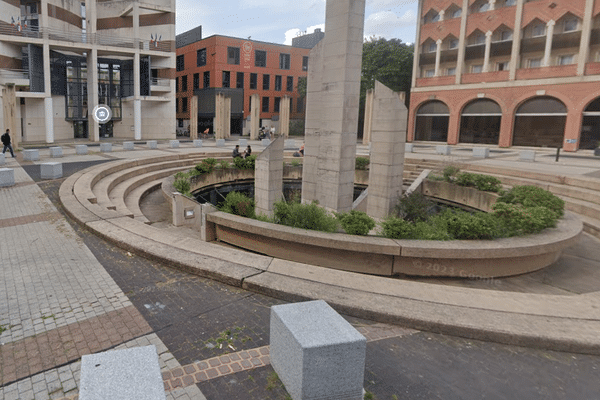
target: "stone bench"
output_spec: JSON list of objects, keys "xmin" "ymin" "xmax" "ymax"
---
[
  {"xmin": 473, "ymin": 147, "xmax": 489, "ymax": 158},
  {"xmin": 405, "ymin": 143, "xmax": 414, "ymax": 153},
  {"xmin": 193, "ymin": 139, "xmax": 203, "ymax": 148},
  {"xmin": 76, "ymin": 145, "xmax": 88, "ymax": 155},
  {"xmin": 100, "ymin": 143, "xmax": 112, "ymax": 153},
  {"xmin": 284, "ymin": 139, "xmax": 296, "ymax": 149},
  {"xmin": 79, "ymin": 345, "xmax": 165, "ymax": 400},
  {"xmin": 436, "ymin": 145, "xmax": 451, "ymax": 155},
  {"xmin": 169, "ymin": 140, "xmax": 179, "ymax": 149},
  {"xmin": 23, "ymin": 149, "xmax": 39, "ymax": 161},
  {"xmin": 239, "ymin": 139, "xmax": 248, "ymax": 147},
  {"xmin": 41, "ymin": 162, "xmax": 63, "ymax": 180},
  {"xmin": 50, "ymin": 147, "xmax": 63, "ymax": 158},
  {"xmin": 270, "ymin": 300, "xmax": 366, "ymax": 400},
  {"xmin": 123, "ymin": 141, "xmax": 135, "ymax": 151},
  {"xmin": 147, "ymin": 140, "xmax": 158, "ymax": 149},
  {"xmin": 520, "ymin": 150, "xmax": 536, "ymax": 162},
  {"xmin": 216, "ymin": 139, "xmax": 226, "ymax": 147},
  {"xmin": 0, "ymin": 168, "xmax": 15, "ymax": 187}
]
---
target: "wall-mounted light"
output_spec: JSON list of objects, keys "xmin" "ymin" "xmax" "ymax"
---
[{"xmin": 184, "ymin": 208, "xmax": 195, "ymax": 219}]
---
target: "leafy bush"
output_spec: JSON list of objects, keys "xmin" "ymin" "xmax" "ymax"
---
[
  {"xmin": 381, "ymin": 217, "xmax": 414, "ymax": 239},
  {"xmin": 441, "ymin": 210, "xmax": 497, "ymax": 240},
  {"xmin": 173, "ymin": 177, "xmax": 191, "ymax": 196},
  {"xmin": 233, "ymin": 154, "xmax": 257, "ymax": 170},
  {"xmin": 290, "ymin": 159, "xmax": 301, "ymax": 167},
  {"xmin": 273, "ymin": 200, "xmax": 339, "ymax": 232},
  {"xmin": 219, "ymin": 191, "xmax": 255, "ymax": 218},
  {"xmin": 412, "ymin": 217, "xmax": 451, "ymax": 241},
  {"xmin": 355, "ymin": 157, "xmax": 370, "ymax": 170},
  {"xmin": 218, "ymin": 160, "xmax": 230, "ymax": 169},
  {"xmin": 497, "ymin": 185, "xmax": 564, "ymax": 217},
  {"xmin": 492, "ymin": 202, "xmax": 557, "ymax": 236},
  {"xmin": 394, "ymin": 192, "xmax": 435, "ymax": 223},
  {"xmin": 195, "ymin": 159, "xmax": 216, "ymax": 174},
  {"xmin": 336, "ymin": 210, "xmax": 375, "ymax": 235},
  {"xmin": 443, "ymin": 166, "xmax": 460, "ymax": 182},
  {"xmin": 455, "ymin": 172, "xmax": 502, "ymax": 193}
]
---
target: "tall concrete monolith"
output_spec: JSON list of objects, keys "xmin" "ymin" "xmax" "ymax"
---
[
  {"xmin": 250, "ymin": 93, "xmax": 260, "ymax": 140},
  {"xmin": 190, "ymin": 96, "xmax": 198, "ymax": 139},
  {"xmin": 255, "ymin": 136, "xmax": 284, "ymax": 217},
  {"xmin": 366, "ymin": 81, "xmax": 407, "ymax": 219},
  {"xmin": 301, "ymin": 0, "xmax": 366, "ymax": 213},
  {"xmin": 225, "ymin": 97, "xmax": 231, "ymax": 139},
  {"xmin": 2, "ymin": 84, "xmax": 17, "ymax": 149},
  {"xmin": 215, "ymin": 92, "xmax": 226, "ymax": 139},
  {"xmin": 362, "ymin": 88, "xmax": 374, "ymax": 145},
  {"xmin": 280, "ymin": 95, "xmax": 290, "ymax": 138}
]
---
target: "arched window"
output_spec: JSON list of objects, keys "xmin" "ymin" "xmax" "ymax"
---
[
  {"xmin": 414, "ymin": 101, "xmax": 449, "ymax": 142},
  {"xmin": 513, "ymin": 97, "xmax": 567, "ymax": 147},
  {"xmin": 580, "ymin": 98, "xmax": 600, "ymax": 149},
  {"xmin": 459, "ymin": 99, "xmax": 502, "ymax": 144}
]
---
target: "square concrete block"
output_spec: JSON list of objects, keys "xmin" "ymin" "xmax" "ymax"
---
[
  {"xmin": 216, "ymin": 139, "xmax": 226, "ymax": 147},
  {"xmin": 79, "ymin": 345, "xmax": 165, "ymax": 400},
  {"xmin": 169, "ymin": 140, "xmax": 180, "ymax": 148},
  {"xmin": 76, "ymin": 145, "xmax": 88, "ymax": 155},
  {"xmin": 0, "ymin": 153, "xmax": 4, "ymax": 165},
  {"xmin": 262, "ymin": 139, "xmax": 271, "ymax": 147},
  {"xmin": 436, "ymin": 145, "xmax": 451, "ymax": 155},
  {"xmin": 40, "ymin": 162, "xmax": 62, "ymax": 180},
  {"xmin": 0, "ymin": 168, "xmax": 14, "ymax": 187},
  {"xmin": 193, "ymin": 139, "xmax": 203, "ymax": 148},
  {"xmin": 270, "ymin": 300, "xmax": 366, "ymax": 400},
  {"xmin": 473, "ymin": 147, "xmax": 489, "ymax": 158},
  {"xmin": 520, "ymin": 150, "xmax": 536, "ymax": 162},
  {"xmin": 100, "ymin": 143, "xmax": 112, "ymax": 152},
  {"xmin": 49, "ymin": 147, "xmax": 63, "ymax": 158},
  {"xmin": 23, "ymin": 149, "xmax": 39, "ymax": 161},
  {"xmin": 239, "ymin": 139, "xmax": 248, "ymax": 147},
  {"xmin": 147, "ymin": 140, "xmax": 158, "ymax": 149},
  {"xmin": 123, "ymin": 141, "xmax": 134, "ymax": 150},
  {"xmin": 405, "ymin": 143, "xmax": 414, "ymax": 153},
  {"xmin": 284, "ymin": 139, "xmax": 296, "ymax": 148}
]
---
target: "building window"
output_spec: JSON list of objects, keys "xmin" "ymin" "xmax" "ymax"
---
[
  {"xmin": 564, "ymin": 18, "xmax": 578, "ymax": 32},
  {"xmin": 255, "ymin": 50, "xmax": 267, "ymax": 67},
  {"xmin": 280, "ymin": 53, "xmax": 291, "ymax": 70},
  {"xmin": 447, "ymin": 67, "xmax": 456, "ymax": 76},
  {"xmin": 263, "ymin": 74, "xmax": 270, "ymax": 90},
  {"xmin": 176, "ymin": 98, "xmax": 179, "ymax": 113},
  {"xmin": 427, "ymin": 42, "xmax": 437, "ymax": 52},
  {"xmin": 557, "ymin": 54, "xmax": 574, "ymax": 65},
  {"xmin": 197, "ymin": 48, "xmax": 206, "ymax": 67},
  {"xmin": 449, "ymin": 38, "xmax": 459, "ymax": 49},
  {"xmin": 500, "ymin": 31, "xmax": 513, "ymax": 41},
  {"xmin": 181, "ymin": 75, "xmax": 188, "ymax": 91},
  {"xmin": 528, "ymin": 58, "xmax": 541, "ymax": 68},
  {"xmin": 249, "ymin": 96, "xmax": 252, "ymax": 112},
  {"xmin": 497, "ymin": 61, "xmax": 509, "ymax": 71},
  {"xmin": 478, "ymin": 2, "xmax": 489, "ymax": 12},
  {"xmin": 262, "ymin": 96, "xmax": 269, "ymax": 112},
  {"xmin": 504, "ymin": 0, "xmax": 515, "ymax": 6},
  {"xmin": 286, "ymin": 76, "xmax": 293, "ymax": 91},
  {"xmin": 290, "ymin": 97, "xmax": 294, "ymax": 114},
  {"xmin": 297, "ymin": 97, "xmax": 304, "ymax": 113},
  {"xmin": 193, "ymin": 73, "xmax": 199, "ymax": 90},
  {"xmin": 473, "ymin": 33, "xmax": 485, "ymax": 45},
  {"xmin": 451, "ymin": 8, "xmax": 462, "ymax": 18},
  {"xmin": 222, "ymin": 71, "xmax": 230, "ymax": 88},
  {"xmin": 274, "ymin": 97, "xmax": 281, "ymax": 112},
  {"xmin": 532, "ymin": 24, "xmax": 546, "ymax": 37},
  {"xmin": 459, "ymin": 99, "xmax": 502, "ymax": 145},
  {"xmin": 250, "ymin": 73, "xmax": 258, "ymax": 89},
  {"xmin": 176, "ymin": 54, "xmax": 185, "ymax": 72},
  {"xmin": 471, "ymin": 64, "xmax": 483, "ymax": 73},
  {"xmin": 302, "ymin": 56, "xmax": 309, "ymax": 71},
  {"xmin": 415, "ymin": 100, "xmax": 449, "ymax": 142},
  {"xmin": 227, "ymin": 47, "xmax": 240, "ymax": 65},
  {"xmin": 182, "ymin": 97, "xmax": 188, "ymax": 112},
  {"xmin": 175, "ymin": 76, "xmax": 179, "ymax": 93},
  {"xmin": 425, "ymin": 69, "xmax": 435, "ymax": 77},
  {"xmin": 431, "ymin": 13, "xmax": 440, "ymax": 22},
  {"xmin": 203, "ymin": 71, "xmax": 210, "ymax": 88},
  {"xmin": 275, "ymin": 75, "xmax": 282, "ymax": 91},
  {"xmin": 237, "ymin": 72, "xmax": 244, "ymax": 89}
]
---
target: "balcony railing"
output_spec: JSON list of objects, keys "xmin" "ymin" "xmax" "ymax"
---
[
  {"xmin": 151, "ymin": 78, "xmax": 170, "ymax": 87},
  {"xmin": 0, "ymin": 69, "xmax": 29, "ymax": 81}
]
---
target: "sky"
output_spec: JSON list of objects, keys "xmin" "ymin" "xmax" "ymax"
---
[{"xmin": 175, "ymin": 0, "xmax": 418, "ymax": 46}]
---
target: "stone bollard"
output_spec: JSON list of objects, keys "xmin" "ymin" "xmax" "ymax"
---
[
  {"xmin": 270, "ymin": 300, "xmax": 366, "ymax": 400},
  {"xmin": 216, "ymin": 139, "xmax": 226, "ymax": 147},
  {"xmin": 23, "ymin": 149, "xmax": 40, "ymax": 161},
  {"xmin": 49, "ymin": 147, "xmax": 63, "ymax": 158},
  {"xmin": 0, "ymin": 168, "xmax": 15, "ymax": 187},
  {"xmin": 284, "ymin": 139, "xmax": 296, "ymax": 149},
  {"xmin": 147, "ymin": 140, "xmax": 158, "ymax": 149},
  {"xmin": 0, "ymin": 153, "xmax": 4, "ymax": 165},
  {"xmin": 405, "ymin": 143, "xmax": 414, "ymax": 153},
  {"xmin": 169, "ymin": 140, "xmax": 180, "ymax": 148},
  {"xmin": 239, "ymin": 138, "xmax": 248, "ymax": 148},
  {"xmin": 100, "ymin": 143, "xmax": 112, "ymax": 153},
  {"xmin": 193, "ymin": 140, "xmax": 203, "ymax": 148},
  {"xmin": 473, "ymin": 147, "xmax": 489, "ymax": 158},
  {"xmin": 123, "ymin": 141, "xmax": 134, "ymax": 151},
  {"xmin": 261, "ymin": 139, "xmax": 271, "ymax": 147},
  {"xmin": 519, "ymin": 150, "xmax": 536, "ymax": 162},
  {"xmin": 41, "ymin": 162, "xmax": 63, "ymax": 180},
  {"xmin": 436, "ymin": 145, "xmax": 451, "ymax": 155},
  {"xmin": 76, "ymin": 145, "xmax": 88, "ymax": 155}
]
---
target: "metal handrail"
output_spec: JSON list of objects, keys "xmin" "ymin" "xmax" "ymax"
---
[
  {"xmin": 151, "ymin": 78, "xmax": 170, "ymax": 86},
  {"xmin": 0, "ymin": 69, "xmax": 29, "ymax": 80}
]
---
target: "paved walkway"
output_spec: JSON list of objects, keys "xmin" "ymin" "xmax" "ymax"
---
[{"xmin": 2, "ymin": 138, "xmax": 600, "ymax": 399}]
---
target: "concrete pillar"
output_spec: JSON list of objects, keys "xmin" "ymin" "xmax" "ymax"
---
[
  {"xmin": 190, "ymin": 96, "xmax": 198, "ymax": 139},
  {"xmin": 302, "ymin": 0, "xmax": 366, "ymax": 213},
  {"xmin": 542, "ymin": 20, "xmax": 555, "ymax": 67},
  {"xmin": 455, "ymin": 0, "xmax": 470, "ymax": 84},
  {"xmin": 43, "ymin": 40, "xmax": 53, "ymax": 143},
  {"xmin": 134, "ymin": 100, "xmax": 142, "ymax": 140},
  {"xmin": 483, "ymin": 31, "xmax": 493, "ymax": 72},
  {"xmin": 367, "ymin": 81, "xmax": 407, "ymax": 219},
  {"xmin": 87, "ymin": 49, "xmax": 100, "ymax": 142},
  {"xmin": 215, "ymin": 92, "xmax": 225, "ymax": 139},
  {"xmin": 362, "ymin": 88, "xmax": 374, "ymax": 145},
  {"xmin": 255, "ymin": 136, "xmax": 284, "ymax": 217},
  {"xmin": 489, "ymin": 0, "xmax": 496, "ymax": 11},
  {"xmin": 250, "ymin": 93, "xmax": 260, "ymax": 140},
  {"xmin": 2, "ymin": 85, "xmax": 17, "ymax": 149},
  {"xmin": 225, "ymin": 96, "xmax": 231, "ymax": 139},
  {"xmin": 578, "ymin": 0, "xmax": 595, "ymax": 76},
  {"xmin": 434, "ymin": 39, "xmax": 442, "ymax": 76},
  {"xmin": 280, "ymin": 96, "xmax": 291, "ymax": 137},
  {"xmin": 438, "ymin": 9, "xmax": 445, "ymax": 21},
  {"xmin": 509, "ymin": 0, "xmax": 525, "ymax": 81},
  {"xmin": 411, "ymin": 0, "xmax": 423, "ymax": 88}
]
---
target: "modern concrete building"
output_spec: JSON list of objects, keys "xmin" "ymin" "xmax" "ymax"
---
[
  {"xmin": 291, "ymin": 28, "xmax": 325, "ymax": 50},
  {"xmin": 0, "ymin": 0, "xmax": 176, "ymax": 144},
  {"xmin": 175, "ymin": 28, "xmax": 310, "ymax": 136},
  {"xmin": 408, "ymin": 0, "xmax": 600, "ymax": 150}
]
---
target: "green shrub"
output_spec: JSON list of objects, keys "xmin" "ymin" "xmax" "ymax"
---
[
  {"xmin": 455, "ymin": 172, "xmax": 502, "ymax": 193},
  {"xmin": 412, "ymin": 218, "xmax": 451, "ymax": 241},
  {"xmin": 174, "ymin": 171, "xmax": 190, "ymax": 180},
  {"xmin": 394, "ymin": 192, "xmax": 435, "ymax": 223},
  {"xmin": 497, "ymin": 185, "xmax": 564, "ymax": 217},
  {"xmin": 219, "ymin": 191, "xmax": 255, "ymax": 218},
  {"xmin": 218, "ymin": 160, "xmax": 230, "ymax": 169},
  {"xmin": 336, "ymin": 210, "xmax": 375, "ymax": 235},
  {"xmin": 195, "ymin": 159, "xmax": 215, "ymax": 174},
  {"xmin": 492, "ymin": 202, "xmax": 557, "ymax": 236},
  {"xmin": 273, "ymin": 200, "xmax": 339, "ymax": 232},
  {"xmin": 173, "ymin": 177, "xmax": 191, "ymax": 196},
  {"xmin": 443, "ymin": 165, "xmax": 460, "ymax": 182},
  {"xmin": 355, "ymin": 157, "xmax": 370, "ymax": 170},
  {"xmin": 442, "ymin": 210, "xmax": 496, "ymax": 240},
  {"xmin": 455, "ymin": 172, "xmax": 477, "ymax": 187},
  {"xmin": 233, "ymin": 154, "xmax": 257, "ymax": 170},
  {"xmin": 381, "ymin": 217, "xmax": 414, "ymax": 239},
  {"xmin": 290, "ymin": 159, "xmax": 301, "ymax": 167}
]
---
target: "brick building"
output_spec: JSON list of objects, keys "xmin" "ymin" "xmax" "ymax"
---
[
  {"xmin": 175, "ymin": 28, "xmax": 310, "ymax": 135},
  {"xmin": 408, "ymin": 0, "xmax": 600, "ymax": 150}
]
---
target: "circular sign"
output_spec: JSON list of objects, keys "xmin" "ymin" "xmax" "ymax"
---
[
  {"xmin": 93, "ymin": 105, "xmax": 112, "ymax": 124},
  {"xmin": 243, "ymin": 41, "xmax": 252, "ymax": 54}
]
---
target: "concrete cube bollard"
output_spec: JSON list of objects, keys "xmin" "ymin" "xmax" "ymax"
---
[
  {"xmin": 76, "ymin": 145, "xmax": 88, "ymax": 155},
  {"xmin": 193, "ymin": 140, "xmax": 203, "ymax": 148},
  {"xmin": 216, "ymin": 139, "xmax": 226, "ymax": 147},
  {"xmin": 405, "ymin": 143, "xmax": 414, "ymax": 153},
  {"xmin": 520, "ymin": 150, "xmax": 536, "ymax": 162},
  {"xmin": 0, "ymin": 153, "xmax": 4, "ymax": 165},
  {"xmin": 239, "ymin": 139, "xmax": 248, "ymax": 148},
  {"xmin": 270, "ymin": 300, "xmax": 366, "ymax": 400},
  {"xmin": 100, "ymin": 143, "xmax": 112, "ymax": 153},
  {"xmin": 284, "ymin": 139, "xmax": 296, "ymax": 149},
  {"xmin": 0, "ymin": 168, "xmax": 15, "ymax": 187},
  {"xmin": 123, "ymin": 141, "xmax": 134, "ymax": 150},
  {"xmin": 169, "ymin": 140, "xmax": 180, "ymax": 148},
  {"xmin": 473, "ymin": 147, "xmax": 489, "ymax": 158},
  {"xmin": 49, "ymin": 147, "xmax": 63, "ymax": 158},
  {"xmin": 436, "ymin": 145, "xmax": 451, "ymax": 155},
  {"xmin": 147, "ymin": 140, "xmax": 158, "ymax": 149},
  {"xmin": 23, "ymin": 149, "xmax": 39, "ymax": 161},
  {"xmin": 40, "ymin": 162, "xmax": 63, "ymax": 180},
  {"xmin": 262, "ymin": 139, "xmax": 271, "ymax": 147}
]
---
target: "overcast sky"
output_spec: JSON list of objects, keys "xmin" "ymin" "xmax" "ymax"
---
[{"xmin": 176, "ymin": 0, "xmax": 418, "ymax": 45}]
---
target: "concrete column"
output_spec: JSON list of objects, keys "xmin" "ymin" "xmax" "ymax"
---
[
  {"xmin": 224, "ymin": 97, "xmax": 231, "ymax": 139},
  {"xmin": 280, "ymin": 95, "xmax": 290, "ymax": 137},
  {"xmin": 489, "ymin": 0, "xmax": 496, "ymax": 11},
  {"xmin": 133, "ymin": 2, "xmax": 141, "ymax": 140},
  {"xmin": 190, "ymin": 96, "xmax": 198, "ymax": 139},
  {"xmin": 411, "ymin": 0, "xmax": 423, "ymax": 88},
  {"xmin": 455, "ymin": 0, "xmax": 470, "ymax": 84},
  {"xmin": 438, "ymin": 9, "xmax": 445, "ymax": 22},
  {"xmin": 250, "ymin": 93, "xmax": 260, "ymax": 140},
  {"xmin": 43, "ymin": 36, "xmax": 53, "ymax": 143},
  {"xmin": 215, "ymin": 92, "xmax": 225, "ymax": 139},
  {"xmin": 542, "ymin": 20, "xmax": 555, "ymax": 67},
  {"xmin": 434, "ymin": 39, "xmax": 442, "ymax": 76},
  {"xmin": 2, "ymin": 85, "xmax": 17, "ymax": 149},
  {"xmin": 483, "ymin": 31, "xmax": 493, "ymax": 72},
  {"xmin": 255, "ymin": 136, "xmax": 284, "ymax": 217},
  {"xmin": 362, "ymin": 88, "xmax": 374, "ymax": 145},
  {"xmin": 87, "ymin": 49, "xmax": 100, "ymax": 142},
  {"xmin": 509, "ymin": 0, "xmax": 525, "ymax": 81},
  {"xmin": 134, "ymin": 100, "xmax": 142, "ymax": 140},
  {"xmin": 44, "ymin": 98, "xmax": 54, "ymax": 143},
  {"xmin": 577, "ymin": 0, "xmax": 595, "ymax": 76}
]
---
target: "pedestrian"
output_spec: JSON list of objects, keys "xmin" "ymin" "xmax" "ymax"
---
[
  {"xmin": 244, "ymin": 145, "xmax": 252, "ymax": 158},
  {"xmin": 1, "ymin": 128, "xmax": 15, "ymax": 157},
  {"xmin": 232, "ymin": 144, "xmax": 242, "ymax": 158},
  {"xmin": 270, "ymin": 126, "xmax": 275, "ymax": 138}
]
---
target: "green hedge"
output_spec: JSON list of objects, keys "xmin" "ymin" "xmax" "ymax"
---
[
  {"xmin": 336, "ymin": 210, "xmax": 375, "ymax": 236},
  {"xmin": 220, "ymin": 191, "xmax": 255, "ymax": 218}
]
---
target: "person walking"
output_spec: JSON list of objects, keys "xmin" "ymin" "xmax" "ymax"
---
[{"xmin": 1, "ymin": 129, "xmax": 15, "ymax": 157}]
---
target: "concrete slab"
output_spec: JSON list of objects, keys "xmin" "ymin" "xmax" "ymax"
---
[
  {"xmin": 0, "ymin": 153, "xmax": 4, "ymax": 165},
  {"xmin": 169, "ymin": 140, "xmax": 180, "ymax": 149},
  {"xmin": 76, "ymin": 145, "xmax": 88, "ymax": 155},
  {"xmin": 473, "ymin": 147, "xmax": 490, "ymax": 158},
  {"xmin": 23, "ymin": 149, "xmax": 39, "ymax": 161},
  {"xmin": 193, "ymin": 140, "xmax": 203, "ymax": 148},
  {"xmin": 50, "ymin": 147, "xmax": 63, "ymax": 158},
  {"xmin": 0, "ymin": 167, "xmax": 15, "ymax": 187},
  {"xmin": 40, "ymin": 162, "xmax": 63, "ymax": 180},
  {"xmin": 216, "ymin": 139, "xmax": 226, "ymax": 147},
  {"xmin": 123, "ymin": 142, "xmax": 135, "ymax": 151},
  {"xmin": 147, "ymin": 140, "xmax": 158, "ymax": 149},
  {"xmin": 100, "ymin": 143, "xmax": 112, "ymax": 153}
]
